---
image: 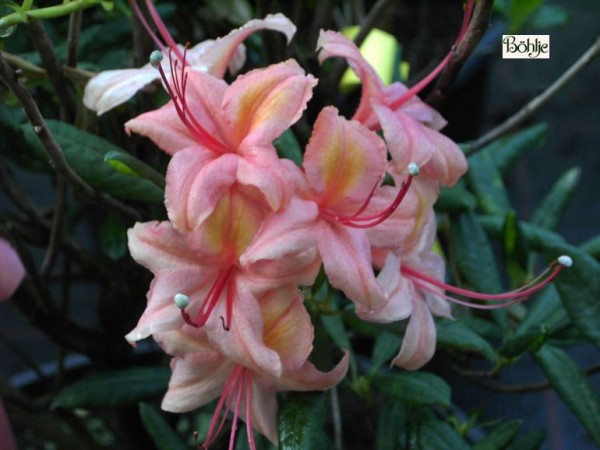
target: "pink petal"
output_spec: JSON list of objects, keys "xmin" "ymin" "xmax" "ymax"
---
[
  {"xmin": 360, "ymin": 253, "xmax": 414, "ymax": 323},
  {"xmin": 391, "ymin": 293, "xmax": 437, "ymax": 370},
  {"xmin": 165, "ymin": 151, "xmax": 237, "ymax": 232},
  {"xmin": 206, "ymin": 279, "xmax": 282, "ymax": 378},
  {"xmin": 303, "ymin": 106, "xmax": 387, "ymax": 212},
  {"xmin": 408, "ymin": 251, "xmax": 451, "ymax": 319},
  {"xmin": 260, "ymin": 285, "xmax": 314, "ymax": 373},
  {"xmin": 235, "ymin": 150, "xmax": 289, "ymax": 211},
  {"xmin": 200, "ymin": 13, "xmax": 297, "ymax": 78},
  {"xmin": 277, "ymin": 352, "xmax": 349, "ymax": 391},
  {"xmin": 0, "ymin": 238, "xmax": 24, "ymax": 302},
  {"xmin": 248, "ymin": 380, "xmax": 278, "ymax": 445},
  {"xmin": 83, "ymin": 66, "xmax": 159, "ymax": 115},
  {"xmin": 241, "ymin": 197, "xmax": 321, "ymax": 288},
  {"xmin": 317, "ymin": 221, "xmax": 385, "ymax": 314},
  {"xmin": 222, "ymin": 60, "xmax": 317, "ymax": 150},
  {"xmin": 317, "ymin": 31, "xmax": 386, "ymax": 126},
  {"xmin": 125, "ymin": 71, "xmax": 228, "ymax": 155}
]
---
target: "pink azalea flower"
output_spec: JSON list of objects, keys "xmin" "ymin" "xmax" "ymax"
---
[
  {"xmin": 243, "ymin": 106, "xmax": 420, "ymax": 317},
  {"xmin": 127, "ymin": 186, "xmax": 320, "ymax": 376},
  {"xmin": 155, "ymin": 285, "xmax": 349, "ymax": 449},
  {"xmin": 126, "ymin": 59, "xmax": 316, "ymax": 231},
  {"xmin": 84, "ymin": 1, "xmax": 296, "ymax": 115},
  {"xmin": 367, "ymin": 192, "xmax": 572, "ymax": 370},
  {"xmin": 0, "ymin": 238, "xmax": 25, "ymax": 302}
]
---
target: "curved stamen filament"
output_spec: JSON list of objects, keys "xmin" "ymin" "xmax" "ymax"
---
[
  {"xmin": 178, "ymin": 267, "xmax": 233, "ymax": 329},
  {"xmin": 154, "ymin": 49, "xmax": 227, "ymax": 154},
  {"xmin": 322, "ymin": 164, "xmax": 418, "ymax": 229},
  {"xmin": 203, "ymin": 366, "xmax": 248, "ymax": 450},
  {"xmin": 401, "ymin": 256, "xmax": 572, "ymax": 308},
  {"xmin": 387, "ymin": 0, "xmax": 475, "ymax": 112},
  {"xmin": 130, "ymin": 0, "xmax": 165, "ymax": 51},
  {"xmin": 142, "ymin": 0, "xmax": 185, "ymax": 62}
]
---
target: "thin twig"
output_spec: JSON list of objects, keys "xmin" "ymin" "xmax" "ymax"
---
[
  {"xmin": 466, "ymin": 35, "xmax": 600, "ymax": 155},
  {"xmin": 27, "ymin": 20, "xmax": 77, "ymax": 122},
  {"xmin": 0, "ymin": 53, "xmax": 141, "ymax": 222},
  {"xmin": 40, "ymin": 177, "xmax": 66, "ymax": 279},
  {"xmin": 425, "ymin": 0, "xmax": 494, "ymax": 108},
  {"xmin": 66, "ymin": 10, "xmax": 83, "ymax": 67},
  {"xmin": 331, "ymin": 386, "xmax": 343, "ymax": 450}
]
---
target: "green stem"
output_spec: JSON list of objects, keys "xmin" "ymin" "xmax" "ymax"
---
[{"xmin": 0, "ymin": 0, "xmax": 105, "ymax": 27}]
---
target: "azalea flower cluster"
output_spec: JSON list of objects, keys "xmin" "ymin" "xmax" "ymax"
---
[{"xmin": 83, "ymin": 2, "xmax": 572, "ymax": 447}]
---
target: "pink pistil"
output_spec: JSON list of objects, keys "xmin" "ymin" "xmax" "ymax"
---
[
  {"xmin": 180, "ymin": 267, "xmax": 234, "ymax": 329},
  {"xmin": 401, "ymin": 257, "xmax": 568, "ymax": 309},
  {"xmin": 387, "ymin": 0, "xmax": 475, "ymax": 112}
]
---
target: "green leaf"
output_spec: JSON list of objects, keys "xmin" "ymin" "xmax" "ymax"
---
[
  {"xmin": 416, "ymin": 417, "xmax": 470, "ymax": 450},
  {"xmin": 436, "ymin": 180, "xmax": 476, "ymax": 213},
  {"xmin": 501, "ymin": 326, "xmax": 547, "ymax": 358},
  {"xmin": 481, "ymin": 122, "xmax": 548, "ymax": 174},
  {"xmin": 473, "ymin": 420, "xmax": 522, "ymax": 450},
  {"xmin": 501, "ymin": 211, "xmax": 529, "ymax": 282},
  {"xmin": 450, "ymin": 212, "xmax": 507, "ymax": 329},
  {"xmin": 581, "ymin": 234, "xmax": 600, "ymax": 260},
  {"xmin": 104, "ymin": 150, "xmax": 166, "ymax": 190},
  {"xmin": 465, "ymin": 151, "xmax": 511, "ymax": 216},
  {"xmin": 534, "ymin": 344, "xmax": 600, "ymax": 446},
  {"xmin": 51, "ymin": 367, "xmax": 170, "ymax": 409},
  {"xmin": 370, "ymin": 332, "xmax": 402, "ymax": 373},
  {"xmin": 528, "ymin": 4, "xmax": 569, "ymax": 29},
  {"xmin": 508, "ymin": 0, "xmax": 543, "ymax": 33},
  {"xmin": 274, "ymin": 129, "xmax": 303, "ymax": 166},
  {"xmin": 23, "ymin": 120, "xmax": 164, "ymax": 204},
  {"xmin": 376, "ymin": 400, "xmax": 406, "ymax": 450},
  {"xmin": 436, "ymin": 319, "xmax": 496, "ymax": 362},
  {"xmin": 278, "ymin": 392, "xmax": 327, "ymax": 450},
  {"xmin": 531, "ymin": 167, "xmax": 580, "ymax": 231},
  {"xmin": 100, "ymin": 211, "xmax": 128, "ymax": 260},
  {"xmin": 516, "ymin": 285, "xmax": 567, "ymax": 334},
  {"xmin": 505, "ymin": 429, "xmax": 546, "ymax": 450},
  {"xmin": 543, "ymin": 243, "xmax": 600, "ymax": 348},
  {"xmin": 139, "ymin": 403, "xmax": 188, "ymax": 450},
  {"xmin": 372, "ymin": 371, "xmax": 451, "ymax": 407}
]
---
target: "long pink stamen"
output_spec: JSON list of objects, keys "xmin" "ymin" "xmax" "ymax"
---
[
  {"xmin": 154, "ymin": 49, "xmax": 227, "ymax": 154},
  {"xmin": 143, "ymin": 0, "xmax": 185, "ymax": 62},
  {"xmin": 322, "ymin": 165, "xmax": 417, "ymax": 229},
  {"xmin": 130, "ymin": 0, "xmax": 165, "ymax": 51},
  {"xmin": 245, "ymin": 370, "xmax": 256, "ymax": 450},
  {"xmin": 387, "ymin": 0, "xmax": 475, "ymax": 111},
  {"xmin": 401, "ymin": 256, "xmax": 572, "ymax": 308},
  {"xmin": 180, "ymin": 268, "xmax": 233, "ymax": 328}
]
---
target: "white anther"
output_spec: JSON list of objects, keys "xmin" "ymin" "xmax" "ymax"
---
[
  {"xmin": 149, "ymin": 50, "xmax": 164, "ymax": 68},
  {"xmin": 408, "ymin": 162, "xmax": 420, "ymax": 176},
  {"xmin": 33, "ymin": 125, "xmax": 42, "ymax": 134},
  {"xmin": 557, "ymin": 255, "xmax": 573, "ymax": 268},
  {"xmin": 173, "ymin": 293, "xmax": 190, "ymax": 309}
]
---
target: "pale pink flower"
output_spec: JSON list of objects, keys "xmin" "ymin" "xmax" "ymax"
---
[
  {"xmin": 155, "ymin": 285, "xmax": 349, "ymax": 449},
  {"xmin": 127, "ymin": 186, "xmax": 319, "ymax": 376},
  {"xmin": 0, "ymin": 238, "xmax": 25, "ymax": 302},
  {"xmin": 84, "ymin": 2, "xmax": 296, "ymax": 115},
  {"xmin": 126, "ymin": 59, "xmax": 316, "ymax": 231}
]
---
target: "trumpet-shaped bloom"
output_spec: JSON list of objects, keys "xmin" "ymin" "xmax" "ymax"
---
[
  {"xmin": 0, "ymin": 238, "xmax": 25, "ymax": 302},
  {"xmin": 84, "ymin": 12, "xmax": 296, "ymax": 115},
  {"xmin": 155, "ymin": 285, "xmax": 349, "ymax": 448},
  {"xmin": 127, "ymin": 186, "xmax": 320, "ymax": 376},
  {"xmin": 126, "ymin": 60, "xmax": 316, "ymax": 231},
  {"xmin": 243, "ymin": 106, "xmax": 394, "ymax": 316}
]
